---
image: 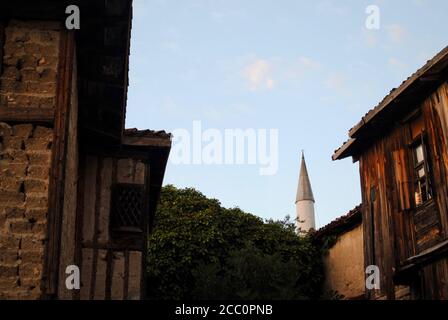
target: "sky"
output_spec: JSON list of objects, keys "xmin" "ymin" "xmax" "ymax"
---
[{"xmin": 126, "ymin": 0, "xmax": 448, "ymax": 227}]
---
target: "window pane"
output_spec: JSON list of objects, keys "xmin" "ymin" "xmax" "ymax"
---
[
  {"xmin": 111, "ymin": 184, "xmax": 145, "ymax": 233},
  {"xmin": 414, "ymin": 144, "xmax": 424, "ymax": 164},
  {"xmin": 421, "ymin": 186, "xmax": 428, "ymax": 202},
  {"xmin": 418, "ymin": 167, "xmax": 425, "ymax": 178},
  {"xmin": 415, "ymin": 190, "xmax": 423, "ymax": 206}
]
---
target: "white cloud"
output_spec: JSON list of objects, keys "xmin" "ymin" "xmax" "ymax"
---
[
  {"xmin": 386, "ymin": 24, "xmax": 406, "ymax": 44},
  {"xmin": 210, "ymin": 9, "xmax": 245, "ymax": 23},
  {"xmin": 202, "ymin": 103, "xmax": 255, "ymax": 120},
  {"xmin": 161, "ymin": 97, "xmax": 185, "ymax": 116},
  {"xmin": 242, "ymin": 59, "xmax": 275, "ymax": 91},
  {"xmin": 364, "ymin": 32, "xmax": 378, "ymax": 48},
  {"xmin": 240, "ymin": 56, "xmax": 322, "ymax": 91},
  {"xmin": 315, "ymin": 1, "xmax": 350, "ymax": 16},
  {"xmin": 300, "ymin": 57, "xmax": 321, "ymax": 70},
  {"xmin": 412, "ymin": 0, "xmax": 427, "ymax": 6},
  {"xmin": 325, "ymin": 73, "xmax": 347, "ymax": 91},
  {"xmin": 287, "ymin": 57, "xmax": 322, "ymax": 78},
  {"xmin": 388, "ymin": 57, "xmax": 406, "ymax": 70}
]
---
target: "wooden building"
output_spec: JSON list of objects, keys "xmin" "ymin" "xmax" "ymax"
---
[
  {"xmin": 333, "ymin": 46, "xmax": 448, "ymax": 299},
  {"xmin": 0, "ymin": 0, "xmax": 171, "ymax": 299}
]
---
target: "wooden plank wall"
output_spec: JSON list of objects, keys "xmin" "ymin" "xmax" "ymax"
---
[
  {"xmin": 427, "ymin": 83, "xmax": 448, "ymax": 237},
  {"xmin": 420, "ymin": 258, "xmax": 448, "ymax": 299},
  {"xmin": 77, "ymin": 155, "xmax": 147, "ymax": 300},
  {"xmin": 360, "ymin": 81, "xmax": 448, "ymax": 299},
  {"xmin": 360, "ymin": 138, "xmax": 397, "ymax": 299}
]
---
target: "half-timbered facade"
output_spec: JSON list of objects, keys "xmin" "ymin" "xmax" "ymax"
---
[
  {"xmin": 0, "ymin": 0, "xmax": 171, "ymax": 299},
  {"xmin": 334, "ymin": 46, "xmax": 448, "ymax": 299}
]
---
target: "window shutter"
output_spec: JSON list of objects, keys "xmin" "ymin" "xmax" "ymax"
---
[{"xmin": 392, "ymin": 149, "xmax": 412, "ymax": 211}]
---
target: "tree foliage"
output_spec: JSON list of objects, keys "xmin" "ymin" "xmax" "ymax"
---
[{"xmin": 146, "ymin": 185, "xmax": 323, "ymax": 300}]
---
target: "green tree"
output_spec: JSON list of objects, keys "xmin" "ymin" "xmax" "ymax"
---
[{"xmin": 146, "ymin": 185, "xmax": 323, "ymax": 300}]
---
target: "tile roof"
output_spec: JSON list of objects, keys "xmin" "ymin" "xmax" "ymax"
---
[
  {"xmin": 315, "ymin": 205, "xmax": 362, "ymax": 239},
  {"xmin": 349, "ymin": 46, "xmax": 448, "ymax": 138},
  {"xmin": 124, "ymin": 128, "xmax": 172, "ymax": 139},
  {"xmin": 333, "ymin": 45, "xmax": 448, "ymax": 160}
]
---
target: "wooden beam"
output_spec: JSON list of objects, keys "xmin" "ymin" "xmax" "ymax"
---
[
  {"xmin": 0, "ymin": 107, "xmax": 55, "ymax": 123},
  {"xmin": 122, "ymin": 135, "xmax": 172, "ymax": 148},
  {"xmin": 0, "ymin": 1, "xmax": 82, "ymax": 21},
  {"xmin": 332, "ymin": 138, "xmax": 356, "ymax": 161},
  {"xmin": 0, "ymin": 20, "xmax": 5, "ymax": 76},
  {"xmin": 42, "ymin": 29, "xmax": 75, "ymax": 298}
]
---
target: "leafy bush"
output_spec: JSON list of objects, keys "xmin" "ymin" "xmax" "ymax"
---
[{"xmin": 146, "ymin": 185, "xmax": 323, "ymax": 300}]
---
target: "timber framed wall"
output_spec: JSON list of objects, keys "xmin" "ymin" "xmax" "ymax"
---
[{"xmin": 74, "ymin": 153, "xmax": 149, "ymax": 300}]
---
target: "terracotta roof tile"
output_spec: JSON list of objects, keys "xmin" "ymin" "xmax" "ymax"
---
[
  {"xmin": 315, "ymin": 205, "xmax": 362, "ymax": 239},
  {"xmin": 124, "ymin": 128, "xmax": 172, "ymax": 139}
]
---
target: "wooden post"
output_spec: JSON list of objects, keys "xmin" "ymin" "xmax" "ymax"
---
[
  {"xmin": 0, "ymin": 20, "xmax": 5, "ymax": 77},
  {"xmin": 42, "ymin": 29, "xmax": 75, "ymax": 298}
]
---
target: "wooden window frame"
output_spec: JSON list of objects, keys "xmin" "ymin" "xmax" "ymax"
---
[{"xmin": 409, "ymin": 133, "xmax": 434, "ymax": 207}]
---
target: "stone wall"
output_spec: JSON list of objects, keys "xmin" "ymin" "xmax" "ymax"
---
[
  {"xmin": 0, "ymin": 20, "xmax": 59, "ymax": 109},
  {"xmin": 0, "ymin": 20, "xmax": 60, "ymax": 299},
  {"xmin": 0, "ymin": 123, "xmax": 53, "ymax": 299},
  {"xmin": 322, "ymin": 224, "xmax": 365, "ymax": 299}
]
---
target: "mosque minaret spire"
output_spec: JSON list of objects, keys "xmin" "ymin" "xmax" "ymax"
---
[{"xmin": 295, "ymin": 151, "xmax": 316, "ymax": 234}]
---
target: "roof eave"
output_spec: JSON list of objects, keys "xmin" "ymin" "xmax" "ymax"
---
[
  {"xmin": 349, "ymin": 45, "xmax": 448, "ymax": 139},
  {"xmin": 315, "ymin": 205, "xmax": 362, "ymax": 240},
  {"xmin": 332, "ymin": 138, "xmax": 357, "ymax": 161}
]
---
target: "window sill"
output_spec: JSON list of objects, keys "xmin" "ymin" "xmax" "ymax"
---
[
  {"xmin": 414, "ymin": 198, "xmax": 435, "ymax": 211},
  {"xmin": 394, "ymin": 239, "xmax": 448, "ymax": 284}
]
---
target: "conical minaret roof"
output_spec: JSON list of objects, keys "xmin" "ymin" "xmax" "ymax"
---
[{"xmin": 296, "ymin": 152, "xmax": 315, "ymax": 203}]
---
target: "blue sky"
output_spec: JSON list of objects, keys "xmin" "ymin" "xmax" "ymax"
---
[{"xmin": 126, "ymin": 0, "xmax": 448, "ymax": 227}]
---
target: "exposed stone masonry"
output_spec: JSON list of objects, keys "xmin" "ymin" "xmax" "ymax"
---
[
  {"xmin": 0, "ymin": 20, "xmax": 59, "ymax": 109},
  {"xmin": 0, "ymin": 123, "xmax": 53, "ymax": 299},
  {"xmin": 0, "ymin": 20, "xmax": 59, "ymax": 299}
]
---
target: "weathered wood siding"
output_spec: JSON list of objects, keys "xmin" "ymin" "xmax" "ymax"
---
[
  {"xmin": 360, "ymin": 82, "xmax": 448, "ymax": 299},
  {"xmin": 57, "ymin": 51, "xmax": 78, "ymax": 300}
]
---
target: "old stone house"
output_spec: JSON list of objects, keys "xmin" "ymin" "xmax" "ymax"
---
[
  {"xmin": 333, "ymin": 46, "xmax": 448, "ymax": 299},
  {"xmin": 0, "ymin": 0, "xmax": 171, "ymax": 299},
  {"xmin": 315, "ymin": 206, "xmax": 365, "ymax": 300}
]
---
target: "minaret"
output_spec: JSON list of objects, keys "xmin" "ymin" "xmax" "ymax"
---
[{"xmin": 295, "ymin": 152, "xmax": 316, "ymax": 234}]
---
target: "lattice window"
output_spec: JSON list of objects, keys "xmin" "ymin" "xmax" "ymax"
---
[{"xmin": 110, "ymin": 184, "xmax": 145, "ymax": 234}]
